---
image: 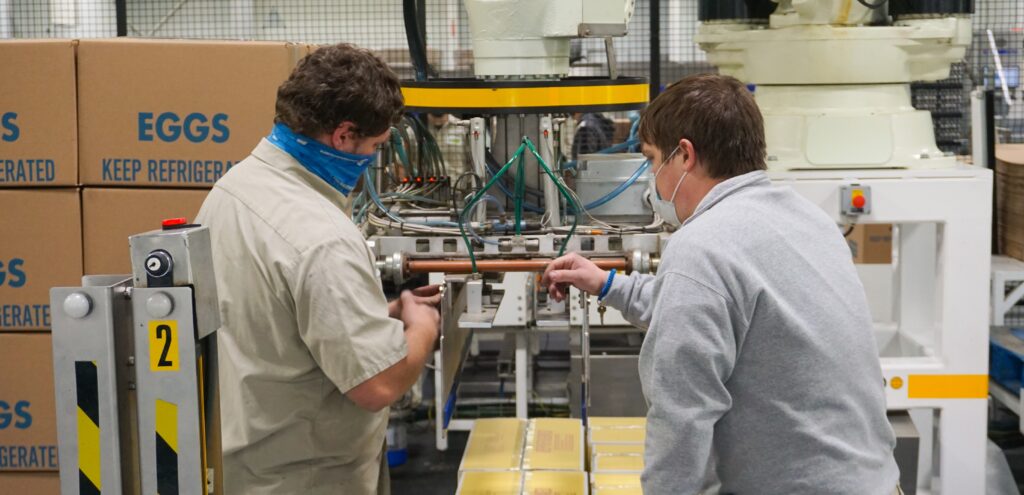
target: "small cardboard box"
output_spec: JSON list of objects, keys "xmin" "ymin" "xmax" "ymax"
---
[
  {"xmin": 591, "ymin": 453, "xmax": 644, "ymax": 473},
  {"xmin": 456, "ymin": 471, "xmax": 522, "ymax": 495},
  {"xmin": 0, "ymin": 471, "xmax": 60, "ymax": 493},
  {"xmin": 522, "ymin": 418, "xmax": 584, "ymax": 471},
  {"xmin": 590, "ymin": 473, "xmax": 642, "ymax": 495},
  {"xmin": 0, "ymin": 334, "xmax": 58, "ymax": 471},
  {"xmin": 77, "ymin": 39, "xmax": 307, "ymax": 188},
  {"xmin": 460, "ymin": 418, "xmax": 527, "ymax": 473},
  {"xmin": 522, "ymin": 471, "xmax": 588, "ymax": 495},
  {"xmin": 0, "ymin": 40, "xmax": 78, "ymax": 187},
  {"xmin": 0, "ymin": 189, "xmax": 82, "ymax": 330},
  {"xmin": 847, "ymin": 224, "xmax": 893, "ymax": 264},
  {"xmin": 589, "ymin": 444, "xmax": 644, "ymax": 472},
  {"xmin": 82, "ymin": 188, "xmax": 209, "ymax": 275}
]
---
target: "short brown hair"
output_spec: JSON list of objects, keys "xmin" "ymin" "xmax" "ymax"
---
[
  {"xmin": 275, "ymin": 43, "xmax": 404, "ymax": 138},
  {"xmin": 638, "ymin": 74, "xmax": 766, "ymax": 178}
]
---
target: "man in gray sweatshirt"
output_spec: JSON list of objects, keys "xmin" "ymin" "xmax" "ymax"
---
[{"xmin": 542, "ymin": 74, "xmax": 900, "ymax": 494}]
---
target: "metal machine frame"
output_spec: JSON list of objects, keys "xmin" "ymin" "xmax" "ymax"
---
[{"xmin": 51, "ymin": 225, "xmax": 222, "ymax": 495}]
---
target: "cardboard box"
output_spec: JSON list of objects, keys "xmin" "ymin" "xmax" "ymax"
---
[
  {"xmin": 847, "ymin": 224, "xmax": 893, "ymax": 264},
  {"xmin": 523, "ymin": 418, "xmax": 584, "ymax": 471},
  {"xmin": 460, "ymin": 418, "xmax": 527, "ymax": 473},
  {"xmin": 590, "ymin": 473, "xmax": 642, "ymax": 495},
  {"xmin": 0, "ymin": 471, "xmax": 60, "ymax": 493},
  {"xmin": 522, "ymin": 471, "xmax": 588, "ymax": 495},
  {"xmin": 456, "ymin": 471, "xmax": 522, "ymax": 495},
  {"xmin": 996, "ymin": 144, "xmax": 1024, "ymax": 262},
  {"xmin": 587, "ymin": 417, "xmax": 645, "ymax": 429},
  {"xmin": 589, "ymin": 444, "xmax": 644, "ymax": 472},
  {"xmin": 77, "ymin": 39, "xmax": 307, "ymax": 188},
  {"xmin": 0, "ymin": 189, "xmax": 82, "ymax": 331},
  {"xmin": 0, "ymin": 40, "xmax": 78, "ymax": 187},
  {"xmin": 82, "ymin": 188, "xmax": 209, "ymax": 275},
  {"xmin": 0, "ymin": 334, "xmax": 58, "ymax": 471},
  {"xmin": 591, "ymin": 453, "xmax": 643, "ymax": 473}
]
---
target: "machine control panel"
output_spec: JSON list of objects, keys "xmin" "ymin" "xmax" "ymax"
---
[{"xmin": 840, "ymin": 184, "xmax": 871, "ymax": 215}]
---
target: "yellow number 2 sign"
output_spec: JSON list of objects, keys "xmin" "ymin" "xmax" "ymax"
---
[{"xmin": 149, "ymin": 320, "xmax": 179, "ymax": 372}]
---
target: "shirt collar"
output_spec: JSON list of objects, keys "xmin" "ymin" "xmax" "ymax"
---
[
  {"xmin": 250, "ymin": 137, "xmax": 351, "ymax": 213},
  {"xmin": 681, "ymin": 170, "xmax": 770, "ymax": 227}
]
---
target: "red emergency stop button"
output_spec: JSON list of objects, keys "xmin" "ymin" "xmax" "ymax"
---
[
  {"xmin": 852, "ymin": 194, "xmax": 866, "ymax": 209},
  {"xmin": 162, "ymin": 218, "xmax": 187, "ymax": 228}
]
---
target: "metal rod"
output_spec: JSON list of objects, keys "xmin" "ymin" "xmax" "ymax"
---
[
  {"xmin": 406, "ymin": 258, "xmax": 627, "ymax": 274},
  {"xmin": 649, "ymin": 0, "xmax": 661, "ymax": 100},
  {"xmin": 115, "ymin": 0, "xmax": 127, "ymax": 36}
]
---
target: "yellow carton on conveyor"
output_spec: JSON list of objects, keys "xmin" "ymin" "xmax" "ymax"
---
[
  {"xmin": 589, "ymin": 444, "xmax": 644, "ymax": 471},
  {"xmin": 457, "ymin": 471, "xmax": 523, "ymax": 495},
  {"xmin": 460, "ymin": 418, "xmax": 528, "ymax": 473},
  {"xmin": 521, "ymin": 471, "xmax": 589, "ymax": 495},
  {"xmin": 587, "ymin": 417, "xmax": 646, "ymax": 447},
  {"xmin": 591, "ymin": 453, "xmax": 644, "ymax": 473},
  {"xmin": 590, "ymin": 473, "xmax": 643, "ymax": 495},
  {"xmin": 587, "ymin": 426, "xmax": 646, "ymax": 445},
  {"xmin": 587, "ymin": 417, "xmax": 646, "ymax": 429},
  {"xmin": 523, "ymin": 418, "xmax": 585, "ymax": 471}
]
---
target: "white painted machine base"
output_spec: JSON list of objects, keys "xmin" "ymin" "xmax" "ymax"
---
[{"xmin": 771, "ymin": 166, "xmax": 992, "ymax": 495}]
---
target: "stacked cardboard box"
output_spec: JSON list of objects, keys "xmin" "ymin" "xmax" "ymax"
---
[
  {"xmin": 587, "ymin": 417, "xmax": 645, "ymax": 495},
  {"xmin": 996, "ymin": 145, "xmax": 1024, "ymax": 261},
  {"xmin": 457, "ymin": 418, "xmax": 588, "ymax": 495},
  {"xmin": 0, "ymin": 38, "xmax": 306, "ymax": 493},
  {"xmin": 77, "ymin": 38, "xmax": 306, "ymax": 274},
  {"xmin": 0, "ymin": 40, "xmax": 80, "ymax": 491}
]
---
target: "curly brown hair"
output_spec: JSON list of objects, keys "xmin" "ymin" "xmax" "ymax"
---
[
  {"xmin": 275, "ymin": 43, "xmax": 404, "ymax": 138},
  {"xmin": 639, "ymin": 74, "xmax": 766, "ymax": 179}
]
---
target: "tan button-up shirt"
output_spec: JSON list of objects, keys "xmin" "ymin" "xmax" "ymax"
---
[{"xmin": 196, "ymin": 138, "xmax": 407, "ymax": 494}]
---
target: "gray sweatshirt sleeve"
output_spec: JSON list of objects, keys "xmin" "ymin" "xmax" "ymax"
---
[
  {"xmin": 640, "ymin": 273, "xmax": 737, "ymax": 495},
  {"xmin": 601, "ymin": 272, "xmax": 657, "ymax": 329}
]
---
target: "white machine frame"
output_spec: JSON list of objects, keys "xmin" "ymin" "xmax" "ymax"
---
[{"xmin": 770, "ymin": 166, "xmax": 992, "ymax": 495}]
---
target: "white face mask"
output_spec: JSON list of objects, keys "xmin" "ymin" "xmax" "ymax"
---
[{"xmin": 649, "ymin": 146, "xmax": 687, "ymax": 227}]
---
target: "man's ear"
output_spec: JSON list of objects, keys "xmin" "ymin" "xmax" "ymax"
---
[
  {"xmin": 332, "ymin": 122, "xmax": 358, "ymax": 150},
  {"xmin": 680, "ymin": 138, "xmax": 698, "ymax": 172}
]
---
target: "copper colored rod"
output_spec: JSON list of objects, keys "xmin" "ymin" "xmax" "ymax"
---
[{"xmin": 406, "ymin": 258, "xmax": 628, "ymax": 274}]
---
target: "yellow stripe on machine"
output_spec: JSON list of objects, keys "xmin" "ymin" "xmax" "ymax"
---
[
  {"xmin": 156, "ymin": 399, "xmax": 179, "ymax": 452},
  {"xmin": 401, "ymin": 83, "xmax": 648, "ymax": 110},
  {"xmin": 907, "ymin": 374, "xmax": 988, "ymax": 399},
  {"xmin": 77, "ymin": 407, "xmax": 102, "ymax": 490}
]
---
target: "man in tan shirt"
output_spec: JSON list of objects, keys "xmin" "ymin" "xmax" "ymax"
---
[{"xmin": 196, "ymin": 44, "xmax": 440, "ymax": 494}]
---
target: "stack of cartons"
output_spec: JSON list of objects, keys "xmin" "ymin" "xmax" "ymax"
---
[
  {"xmin": 996, "ymin": 145, "xmax": 1024, "ymax": 261},
  {"xmin": 457, "ymin": 418, "xmax": 588, "ymax": 495},
  {"xmin": 0, "ymin": 37, "xmax": 306, "ymax": 493},
  {"xmin": 0, "ymin": 39, "xmax": 80, "ymax": 491},
  {"xmin": 587, "ymin": 417, "xmax": 645, "ymax": 495},
  {"xmin": 77, "ymin": 38, "xmax": 307, "ymax": 274}
]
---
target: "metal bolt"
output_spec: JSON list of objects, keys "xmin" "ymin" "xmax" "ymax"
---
[{"xmin": 127, "ymin": 356, "xmax": 135, "ymax": 366}]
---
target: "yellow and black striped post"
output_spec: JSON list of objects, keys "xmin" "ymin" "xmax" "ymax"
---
[
  {"xmin": 155, "ymin": 399, "xmax": 179, "ymax": 495},
  {"xmin": 75, "ymin": 361, "xmax": 101, "ymax": 495}
]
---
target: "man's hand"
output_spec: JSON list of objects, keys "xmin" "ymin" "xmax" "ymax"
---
[
  {"xmin": 541, "ymin": 252, "xmax": 609, "ymax": 302},
  {"xmin": 389, "ymin": 284, "xmax": 442, "ymax": 319},
  {"xmin": 399, "ymin": 289, "xmax": 441, "ymax": 338}
]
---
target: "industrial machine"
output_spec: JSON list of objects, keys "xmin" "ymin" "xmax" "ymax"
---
[
  {"xmin": 366, "ymin": 0, "xmax": 659, "ymax": 452},
  {"xmin": 380, "ymin": 1, "xmax": 992, "ymax": 494},
  {"xmin": 50, "ymin": 221, "xmax": 222, "ymax": 495}
]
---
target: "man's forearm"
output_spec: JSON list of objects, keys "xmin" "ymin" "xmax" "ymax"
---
[{"xmin": 602, "ymin": 272, "xmax": 657, "ymax": 329}]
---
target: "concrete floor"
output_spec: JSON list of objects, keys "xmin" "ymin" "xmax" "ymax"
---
[{"xmin": 390, "ymin": 423, "xmax": 468, "ymax": 495}]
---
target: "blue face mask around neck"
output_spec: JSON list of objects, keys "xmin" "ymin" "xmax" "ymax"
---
[{"xmin": 268, "ymin": 123, "xmax": 377, "ymax": 196}]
